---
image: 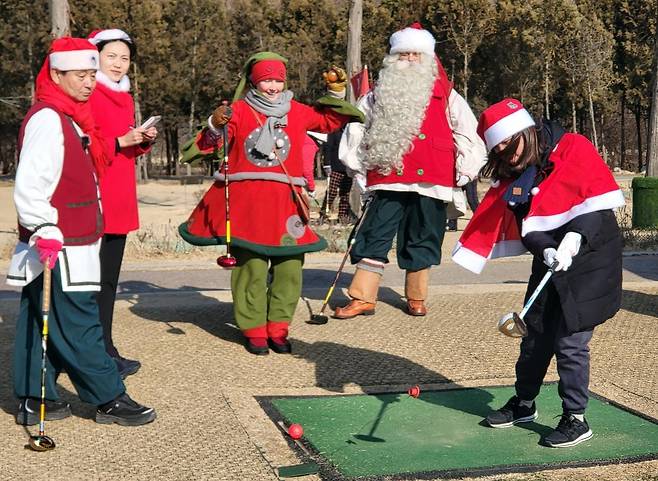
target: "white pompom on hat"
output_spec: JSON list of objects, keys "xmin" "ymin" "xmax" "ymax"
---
[
  {"xmin": 48, "ymin": 37, "xmax": 99, "ymax": 71},
  {"xmin": 389, "ymin": 22, "xmax": 436, "ymax": 57},
  {"xmin": 87, "ymin": 28, "xmax": 132, "ymax": 46},
  {"xmin": 477, "ymin": 98, "xmax": 536, "ymax": 152}
]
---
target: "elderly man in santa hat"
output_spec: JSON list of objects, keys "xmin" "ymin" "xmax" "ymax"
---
[
  {"xmin": 334, "ymin": 23, "xmax": 486, "ymax": 319},
  {"xmin": 8, "ymin": 37, "xmax": 156, "ymax": 427}
]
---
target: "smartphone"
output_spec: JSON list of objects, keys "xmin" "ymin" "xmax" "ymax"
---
[{"xmin": 139, "ymin": 115, "xmax": 161, "ymax": 130}]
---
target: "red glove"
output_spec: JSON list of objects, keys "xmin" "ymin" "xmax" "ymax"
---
[{"xmin": 36, "ymin": 238, "xmax": 63, "ymax": 269}]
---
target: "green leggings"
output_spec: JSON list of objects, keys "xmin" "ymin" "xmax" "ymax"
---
[{"xmin": 230, "ymin": 246, "xmax": 304, "ymax": 334}]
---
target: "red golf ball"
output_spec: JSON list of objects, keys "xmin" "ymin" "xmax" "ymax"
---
[
  {"xmin": 408, "ymin": 385, "xmax": 421, "ymax": 398},
  {"xmin": 288, "ymin": 423, "xmax": 304, "ymax": 440}
]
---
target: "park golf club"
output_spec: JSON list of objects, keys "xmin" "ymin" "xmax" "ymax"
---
[
  {"xmin": 27, "ymin": 265, "xmax": 56, "ymax": 452},
  {"xmin": 308, "ymin": 195, "xmax": 374, "ymax": 325},
  {"xmin": 498, "ymin": 261, "xmax": 559, "ymax": 337},
  {"xmin": 215, "ymin": 101, "xmax": 237, "ymax": 270}
]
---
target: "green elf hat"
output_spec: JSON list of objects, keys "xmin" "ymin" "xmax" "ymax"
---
[{"xmin": 232, "ymin": 51, "xmax": 288, "ymax": 102}]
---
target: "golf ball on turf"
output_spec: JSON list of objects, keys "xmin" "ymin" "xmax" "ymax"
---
[
  {"xmin": 288, "ymin": 423, "xmax": 304, "ymax": 439},
  {"xmin": 408, "ymin": 385, "xmax": 421, "ymax": 398}
]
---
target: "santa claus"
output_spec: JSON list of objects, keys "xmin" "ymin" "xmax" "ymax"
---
[{"xmin": 334, "ymin": 23, "xmax": 486, "ymax": 319}]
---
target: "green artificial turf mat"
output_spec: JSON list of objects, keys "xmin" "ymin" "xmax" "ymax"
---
[{"xmin": 270, "ymin": 384, "xmax": 658, "ymax": 478}]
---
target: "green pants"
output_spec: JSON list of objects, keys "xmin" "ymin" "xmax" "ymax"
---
[
  {"xmin": 230, "ymin": 246, "xmax": 304, "ymax": 337},
  {"xmin": 351, "ymin": 191, "xmax": 447, "ymax": 271},
  {"xmin": 13, "ymin": 265, "xmax": 125, "ymax": 406}
]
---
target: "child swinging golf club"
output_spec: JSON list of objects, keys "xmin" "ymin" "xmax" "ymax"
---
[{"xmin": 452, "ymin": 99, "xmax": 625, "ymax": 447}]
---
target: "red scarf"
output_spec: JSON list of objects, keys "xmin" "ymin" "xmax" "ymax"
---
[{"xmin": 34, "ymin": 57, "xmax": 110, "ymax": 177}]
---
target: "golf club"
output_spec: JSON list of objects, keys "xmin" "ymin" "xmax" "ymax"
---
[
  {"xmin": 498, "ymin": 261, "xmax": 559, "ymax": 337},
  {"xmin": 27, "ymin": 265, "xmax": 56, "ymax": 452},
  {"xmin": 216, "ymin": 100, "xmax": 237, "ymax": 270},
  {"xmin": 307, "ymin": 195, "xmax": 374, "ymax": 325}
]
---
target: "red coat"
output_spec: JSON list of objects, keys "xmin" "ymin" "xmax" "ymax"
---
[
  {"xmin": 181, "ymin": 99, "xmax": 349, "ymax": 256},
  {"xmin": 89, "ymin": 81, "xmax": 149, "ymax": 234}
]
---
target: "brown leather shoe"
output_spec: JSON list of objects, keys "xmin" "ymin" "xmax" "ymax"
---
[
  {"xmin": 406, "ymin": 299, "xmax": 427, "ymax": 316},
  {"xmin": 332, "ymin": 299, "xmax": 376, "ymax": 319}
]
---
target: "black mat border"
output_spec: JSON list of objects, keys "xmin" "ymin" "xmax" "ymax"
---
[{"xmin": 256, "ymin": 381, "xmax": 658, "ymax": 480}]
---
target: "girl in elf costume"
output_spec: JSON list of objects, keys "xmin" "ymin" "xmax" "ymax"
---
[
  {"xmin": 88, "ymin": 29, "xmax": 158, "ymax": 379},
  {"xmin": 179, "ymin": 52, "xmax": 363, "ymax": 355},
  {"xmin": 452, "ymin": 99, "xmax": 625, "ymax": 448}
]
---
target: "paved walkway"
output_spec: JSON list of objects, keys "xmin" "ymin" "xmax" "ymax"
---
[{"xmin": 0, "ymin": 253, "xmax": 656, "ymax": 481}]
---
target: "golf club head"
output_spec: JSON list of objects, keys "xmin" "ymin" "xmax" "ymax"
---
[
  {"xmin": 27, "ymin": 435, "xmax": 55, "ymax": 452},
  {"xmin": 307, "ymin": 314, "xmax": 329, "ymax": 325},
  {"xmin": 216, "ymin": 255, "xmax": 237, "ymax": 269},
  {"xmin": 497, "ymin": 312, "xmax": 528, "ymax": 338}
]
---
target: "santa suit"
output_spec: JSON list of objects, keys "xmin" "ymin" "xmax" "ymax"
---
[
  {"xmin": 8, "ymin": 103, "xmax": 124, "ymax": 405},
  {"xmin": 337, "ymin": 70, "xmax": 486, "ymax": 306},
  {"xmin": 453, "ymin": 121, "xmax": 624, "ymax": 414},
  {"xmin": 179, "ymin": 95, "xmax": 359, "ymax": 338}
]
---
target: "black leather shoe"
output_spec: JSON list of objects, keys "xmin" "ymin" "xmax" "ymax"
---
[
  {"xmin": 268, "ymin": 338, "xmax": 292, "ymax": 354},
  {"xmin": 113, "ymin": 356, "xmax": 141, "ymax": 379},
  {"xmin": 245, "ymin": 338, "xmax": 269, "ymax": 355},
  {"xmin": 96, "ymin": 393, "xmax": 156, "ymax": 426},
  {"xmin": 16, "ymin": 398, "xmax": 72, "ymax": 426}
]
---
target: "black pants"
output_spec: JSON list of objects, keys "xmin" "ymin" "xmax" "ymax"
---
[
  {"xmin": 515, "ymin": 282, "xmax": 593, "ymax": 414},
  {"xmin": 97, "ymin": 234, "xmax": 127, "ymax": 358}
]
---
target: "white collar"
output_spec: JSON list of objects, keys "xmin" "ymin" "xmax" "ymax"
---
[{"xmin": 96, "ymin": 70, "xmax": 131, "ymax": 92}]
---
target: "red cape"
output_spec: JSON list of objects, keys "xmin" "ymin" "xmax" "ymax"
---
[{"xmin": 452, "ymin": 133, "xmax": 625, "ymax": 274}]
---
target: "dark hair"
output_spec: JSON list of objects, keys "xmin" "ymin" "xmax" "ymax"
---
[
  {"xmin": 479, "ymin": 126, "xmax": 540, "ymax": 180},
  {"xmin": 96, "ymin": 39, "xmax": 137, "ymax": 59}
]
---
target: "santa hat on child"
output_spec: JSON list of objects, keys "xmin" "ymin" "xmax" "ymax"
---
[
  {"xmin": 48, "ymin": 37, "xmax": 99, "ymax": 71},
  {"xmin": 477, "ymin": 98, "xmax": 536, "ymax": 152},
  {"xmin": 389, "ymin": 22, "xmax": 436, "ymax": 57}
]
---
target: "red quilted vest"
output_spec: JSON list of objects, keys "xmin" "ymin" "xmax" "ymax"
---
[
  {"xmin": 17, "ymin": 102, "xmax": 103, "ymax": 245},
  {"xmin": 367, "ymin": 75, "xmax": 456, "ymax": 188}
]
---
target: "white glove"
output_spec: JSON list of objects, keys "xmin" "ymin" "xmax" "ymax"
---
[
  {"xmin": 543, "ymin": 247, "xmax": 558, "ymax": 269},
  {"xmin": 544, "ymin": 232, "xmax": 582, "ymax": 272},
  {"xmin": 456, "ymin": 174, "xmax": 470, "ymax": 187},
  {"xmin": 307, "ymin": 190, "xmax": 316, "ymax": 199}
]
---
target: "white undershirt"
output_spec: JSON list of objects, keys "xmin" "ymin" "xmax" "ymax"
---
[{"xmin": 7, "ymin": 108, "xmax": 102, "ymax": 292}]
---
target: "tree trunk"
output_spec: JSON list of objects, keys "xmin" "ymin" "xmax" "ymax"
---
[
  {"xmin": 544, "ymin": 59, "xmax": 550, "ymax": 120},
  {"xmin": 635, "ymin": 105, "xmax": 643, "ymax": 172},
  {"xmin": 587, "ymin": 79, "xmax": 598, "ymax": 150},
  {"xmin": 132, "ymin": 63, "xmax": 148, "ymax": 182},
  {"xmin": 463, "ymin": 48, "xmax": 469, "ymax": 102},
  {"xmin": 346, "ymin": 0, "xmax": 363, "ymax": 104},
  {"xmin": 49, "ymin": 0, "xmax": 70, "ymax": 38},
  {"xmin": 647, "ymin": 30, "xmax": 658, "ymax": 177},
  {"xmin": 621, "ymin": 92, "xmax": 626, "ymax": 170}
]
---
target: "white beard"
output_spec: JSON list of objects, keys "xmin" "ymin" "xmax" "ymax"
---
[{"xmin": 360, "ymin": 53, "xmax": 438, "ymax": 176}]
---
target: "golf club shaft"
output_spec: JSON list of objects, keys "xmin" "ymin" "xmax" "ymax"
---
[
  {"xmin": 316, "ymin": 196, "xmax": 373, "ymax": 314},
  {"xmin": 221, "ymin": 105, "xmax": 232, "ymax": 253},
  {"xmin": 518, "ymin": 264, "xmax": 556, "ymax": 320},
  {"xmin": 38, "ymin": 265, "xmax": 52, "ymax": 437}
]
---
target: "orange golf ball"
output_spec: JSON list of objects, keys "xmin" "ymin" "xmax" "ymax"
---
[
  {"xmin": 288, "ymin": 423, "xmax": 304, "ymax": 439},
  {"xmin": 408, "ymin": 385, "xmax": 421, "ymax": 398}
]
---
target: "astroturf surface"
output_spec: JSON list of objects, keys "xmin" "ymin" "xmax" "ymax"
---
[{"xmin": 270, "ymin": 384, "xmax": 658, "ymax": 478}]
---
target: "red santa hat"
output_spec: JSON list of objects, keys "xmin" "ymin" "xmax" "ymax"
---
[
  {"xmin": 389, "ymin": 22, "xmax": 436, "ymax": 57},
  {"xmin": 477, "ymin": 98, "xmax": 536, "ymax": 152},
  {"xmin": 48, "ymin": 37, "xmax": 99, "ymax": 71}
]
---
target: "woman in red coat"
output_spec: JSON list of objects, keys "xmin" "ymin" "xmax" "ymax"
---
[
  {"xmin": 88, "ymin": 29, "xmax": 158, "ymax": 378},
  {"xmin": 179, "ymin": 52, "xmax": 363, "ymax": 355}
]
